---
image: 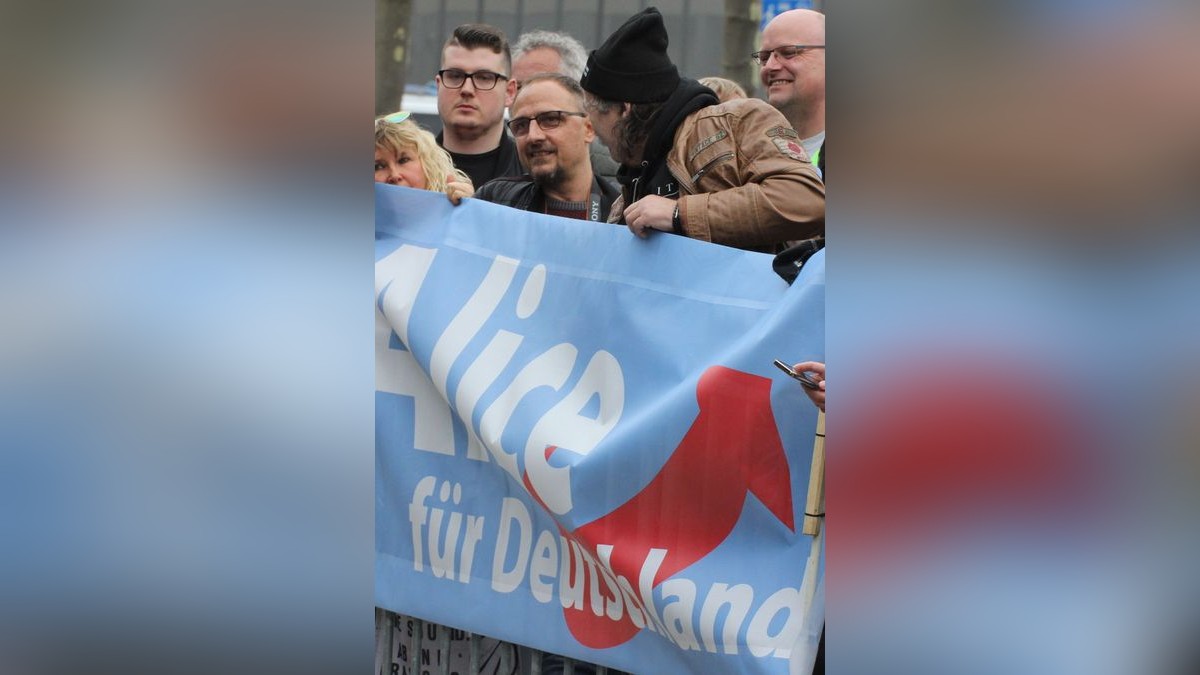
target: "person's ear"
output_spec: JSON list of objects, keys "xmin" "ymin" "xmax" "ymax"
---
[
  {"xmin": 622, "ymin": 102, "xmax": 633, "ymax": 117},
  {"xmin": 504, "ymin": 77, "xmax": 517, "ymax": 108},
  {"xmin": 583, "ymin": 117, "xmax": 595, "ymax": 144}
]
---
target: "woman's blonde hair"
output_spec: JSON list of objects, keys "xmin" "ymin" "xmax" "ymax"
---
[{"xmin": 374, "ymin": 113, "xmax": 471, "ymax": 192}]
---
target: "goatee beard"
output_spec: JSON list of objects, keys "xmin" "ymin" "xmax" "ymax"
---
[{"xmin": 532, "ymin": 165, "xmax": 565, "ymax": 190}]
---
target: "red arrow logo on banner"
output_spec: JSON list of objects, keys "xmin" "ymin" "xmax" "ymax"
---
[{"xmin": 529, "ymin": 366, "xmax": 796, "ymax": 649}]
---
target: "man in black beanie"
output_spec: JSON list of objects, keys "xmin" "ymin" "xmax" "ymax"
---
[{"xmin": 580, "ymin": 7, "xmax": 825, "ymax": 254}]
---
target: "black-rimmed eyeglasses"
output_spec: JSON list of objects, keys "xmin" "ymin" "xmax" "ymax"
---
[
  {"xmin": 507, "ymin": 110, "xmax": 588, "ymax": 137},
  {"xmin": 437, "ymin": 69, "xmax": 509, "ymax": 90},
  {"xmin": 751, "ymin": 45, "xmax": 825, "ymax": 66}
]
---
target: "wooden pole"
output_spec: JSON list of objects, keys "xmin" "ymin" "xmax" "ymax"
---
[{"xmin": 802, "ymin": 411, "xmax": 825, "ymax": 536}]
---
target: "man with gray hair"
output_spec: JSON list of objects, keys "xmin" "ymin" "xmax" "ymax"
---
[
  {"xmin": 512, "ymin": 29, "xmax": 588, "ymax": 81},
  {"xmin": 512, "ymin": 29, "xmax": 620, "ymax": 180}
]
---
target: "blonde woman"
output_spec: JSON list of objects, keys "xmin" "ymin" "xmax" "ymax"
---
[{"xmin": 374, "ymin": 111, "xmax": 474, "ymax": 204}]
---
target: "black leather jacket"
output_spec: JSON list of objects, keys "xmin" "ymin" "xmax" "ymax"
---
[{"xmin": 474, "ymin": 174, "xmax": 620, "ymax": 223}]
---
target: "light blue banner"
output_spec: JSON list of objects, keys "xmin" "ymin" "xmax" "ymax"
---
[{"xmin": 375, "ymin": 185, "xmax": 824, "ymax": 675}]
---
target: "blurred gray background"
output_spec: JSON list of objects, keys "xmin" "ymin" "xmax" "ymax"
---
[{"xmin": 377, "ymin": 0, "xmax": 825, "ymax": 115}]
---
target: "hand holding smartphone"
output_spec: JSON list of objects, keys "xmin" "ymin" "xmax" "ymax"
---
[{"xmin": 773, "ymin": 359, "xmax": 821, "ymax": 390}]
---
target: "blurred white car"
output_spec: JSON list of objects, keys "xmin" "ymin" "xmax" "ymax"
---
[{"xmin": 400, "ymin": 93, "xmax": 442, "ymax": 135}]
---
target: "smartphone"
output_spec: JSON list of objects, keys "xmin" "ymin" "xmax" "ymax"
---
[{"xmin": 773, "ymin": 359, "xmax": 821, "ymax": 391}]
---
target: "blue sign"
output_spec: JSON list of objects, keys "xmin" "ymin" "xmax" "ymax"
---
[
  {"xmin": 375, "ymin": 185, "xmax": 824, "ymax": 675},
  {"xmin": 761, "ymin": 0, "xmax": 815, "ymax": 30}
]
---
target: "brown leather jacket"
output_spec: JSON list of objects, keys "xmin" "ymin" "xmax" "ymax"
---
[{"xmin": 610, "ymin": 98, "xmax": 826, "ymax": 253}]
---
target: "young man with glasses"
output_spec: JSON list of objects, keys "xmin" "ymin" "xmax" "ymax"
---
[
  {"xmin": 580, "ymin": 8, "xmax": 824, "ymax": 253},
  {"xmin": 434, "ymin": 24, "xmax": 525, "ymax": 188},
  {"xmin": 758, "ymin": 9, "xmax": 825, "ymax": 170},
  {"xmin": 473, "ymin": 74, "xmax": 619, "ymax": 223}
]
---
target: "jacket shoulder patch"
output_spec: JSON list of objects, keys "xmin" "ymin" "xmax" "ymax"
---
[
  {"xmin": 688, "ymin": 130, "xmax": 729, "ymax": 162},
  {"xmin": 771, "ymin": 137, "xmax": 809, "ymax": 162},
  {"xmin": 765, "ymin": 125, "xmax": 800, "ymax": 140}
]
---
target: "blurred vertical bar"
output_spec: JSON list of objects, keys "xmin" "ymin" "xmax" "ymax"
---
[
  {"xmin": 437, "ymin": 624, "xmax": 450, "ymax": 675},
  {"xmin": 375, "ymin": 609, "xmax": 395, "ymax": 675}
]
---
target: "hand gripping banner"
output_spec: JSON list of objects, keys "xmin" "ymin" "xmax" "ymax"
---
[{"xmin": 375, "ymin": 185, "xmax": 825, "ymax": 675}]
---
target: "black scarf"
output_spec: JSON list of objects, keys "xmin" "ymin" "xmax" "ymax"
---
[{"xmin": 615, "ymin": 79, "xmax": 718, "ymax": 216}]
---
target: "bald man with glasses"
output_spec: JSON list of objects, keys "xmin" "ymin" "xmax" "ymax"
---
[
  {"xmin": 758, "ymin": 9, "xmax": 825, "ymax": 172},
  {"xmin": 472, "ymin": 73, "xmax": 619, "ymax": 223}
]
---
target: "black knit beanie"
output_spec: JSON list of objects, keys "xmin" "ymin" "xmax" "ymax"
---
[{"xmin": 580, "ymin": 7, "xmax": 680, "ymax": 104}]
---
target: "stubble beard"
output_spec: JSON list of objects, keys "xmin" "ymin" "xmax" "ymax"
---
[
  {"xmin": 449, "ymin": 117, "xmax": 495, "ymax": 143},
  {"xmin": 446, "ymin": 98, "xmax": 502, "ymax": 143}
]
